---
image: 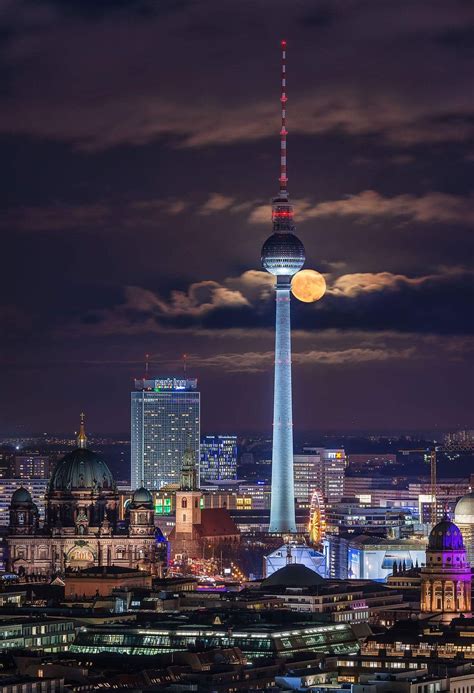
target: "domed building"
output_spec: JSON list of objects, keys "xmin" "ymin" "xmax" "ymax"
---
[
  {"xmin": 420, "ymin": 517, "xmax": 471, "ymax": 617},
  {"xmin": 454, "ymin": 491, "xmax": 474, "ymax": 565},
  {"xmin": 7, "ymin": 416, "xmax": 163, "ymax": 576}
]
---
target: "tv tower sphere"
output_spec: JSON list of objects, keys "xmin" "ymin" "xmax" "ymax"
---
[{"xmin": 261, "ymin": 227, "xmax": 305, "ymax": 276}]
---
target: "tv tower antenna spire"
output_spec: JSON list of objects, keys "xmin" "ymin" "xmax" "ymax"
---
[{"xmin": 279, "ymin": 40, "xmax": 288, "ymax": 197}]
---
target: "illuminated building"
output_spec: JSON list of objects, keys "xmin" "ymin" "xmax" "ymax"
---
[
  {"xmin": 261, "ymin": 41, "xmax": 305, "ymax": 533},
  {"xmin": 420, "ymin": 517, "xmax": 471, "ymax": 616},
  {"xmin": 454, "ymin": 491, "xmax": 474, "ymax": 564},
  {"xmin": 168, "ymin": 451, "xmax": 240, "ymax": 561},
  {"xmin": 260, "ymin": 564, "xmax": 406, "ymax": 623},
  {"xmin": 0, "ymin": 618, "xmax": 76, "ymax": 652},
  {"xmin": 324, "ymin": 503, "xmax": 417, "ymax": 537},
  {"xmin": 361, "ymin": 617, "xmax": 474, "ymax": 664},
  {"xmin": 0, "ymin": 479, "xmax": 48, "ymax": 526},
  {"xmin": 0, "ymin": 449, "xmax": 14, "ymax": 478},
  {"xmin": 264, "ymin": 543, "xmax": 326, "ymax": 579},
  {"xmin": 294, "ymin": 449, "xmax": 346, "ymax": 505},
  {"xmin": 200, "ymin": 435, "xmax": 237, "ymax": 481},
  {"xmin": 64, "ymin": 566, "xmax": 152, "ymax": 599},
  {"xmin": 131, "ymin": 377, "xmax": 200, "ymax": 490},
  {"xmin": 13, "ymin": 454, "xmax": 51, "ymax": 479},
  {"xmin": 70, "ymin": 620, "xmax": 358, "ymax": 661},
  {"xmin": 7, "ymin": 416, "xmax": 163, "ymax": 576},
  {"xmin": 323, "ymin": 534, "xmax": 426, "ymax": 581}
]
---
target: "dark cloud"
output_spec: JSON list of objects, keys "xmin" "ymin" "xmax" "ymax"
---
[
  {"xmin": 1, "ymin": 0, "xmax": 473, "ymax": 433},
  {"xmin": 69, "ymin": 268, "xmax": 473, "ymax": 338}
]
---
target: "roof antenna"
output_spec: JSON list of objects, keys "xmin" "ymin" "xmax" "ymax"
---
[
  {"xmin": 183, "ymin": 353, "xmax": 187, "ymax": 376},
  {"xmin": 145, "ymin": 353, "xmax": 149, "ymax": 378},
  {"xmin": 279, "ymin": 39, "xmax": 288, "ymax": 198}
]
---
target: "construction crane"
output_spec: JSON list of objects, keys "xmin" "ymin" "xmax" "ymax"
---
[{"xmin": 430, "ymin": 448, "xmax": 437, "ymax": 526}]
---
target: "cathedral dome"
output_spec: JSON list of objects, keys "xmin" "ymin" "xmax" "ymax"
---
[
  {"xmin": 11, "ymin": 487, "xmax": 33, "ymax": 505},
  {"xmin": 132, "ymin": 487, "xmax": 153, "ymax": 505},
  {"xmin": 49, "ymin": 448, "xmax": 114, "ymax": 493},
  {"xmin": 428, "ymin": 518, "xmax": 465, "ymax": 551},
  {"xmin": 455, "ymin": 492, "xmax": 474, "ymax": 524}
]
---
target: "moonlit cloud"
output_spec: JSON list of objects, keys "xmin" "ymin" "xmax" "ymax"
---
[
  {"xmin": 249, "ymin": 191, "xmax": 474, "ymax": 226},
  {"xmin": 187, "ymin": 346, "xmax": 416, "ymax": 372},
  {"xmin": 198, "ymin": 193, "xmax": 236, "ymax": 215}
]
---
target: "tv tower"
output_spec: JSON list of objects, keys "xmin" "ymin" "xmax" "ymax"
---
[{"xmin": 261, "ymin": 40, "xmax": 305, "ymax": 533}]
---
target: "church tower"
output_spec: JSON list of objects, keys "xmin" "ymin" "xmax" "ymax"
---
[
  {"xmin": 421, "ymin": 517, "xmax": 472, "ymax": 616},
  {"xmin": 175, "ymin": 449, "xmax": 202, "ymax": 536}
]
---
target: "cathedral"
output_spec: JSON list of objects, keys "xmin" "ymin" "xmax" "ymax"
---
[
  {"xmin": 7, "ymin": 417, "xmax": 163, "ymax": 576},
  {"xmin": 420, "ymin": 516, "xmax": 472, "ymax": 617}
]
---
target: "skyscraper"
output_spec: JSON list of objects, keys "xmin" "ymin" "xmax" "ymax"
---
[
  {"xmin": 200, "ymin": 435, "xmax": 238, "ymax": 481},
  {"xmin": 294, "ymin": 448, "xmax": 347, "ymax": 505},
  {"xmin": 131, "ymin": 377, "xmax": 200, "ymax": 490},
  {"xmin": 261, "ymin": 41, "xmax": 305, "ymax": 533}
]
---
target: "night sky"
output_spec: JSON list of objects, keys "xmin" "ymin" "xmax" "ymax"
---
[{"xmin": 1, "ymin": 0, "xmax": 473, "ymax": 435}]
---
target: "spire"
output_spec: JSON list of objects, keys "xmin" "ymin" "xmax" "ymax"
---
[
  {"xmin": 181, "ymin": 449, "xmax": 197, "ymax": 491},
  {"xmin": 272, "ymin": 40, "xmax": 295, "ymax": 234},
  {"xmin": 77, "ymin": 412, "xmax": 88, "ymax": 449},
  {"xmin": 279, "ymin": 39, "xmax": 288, "ymax": 197}
]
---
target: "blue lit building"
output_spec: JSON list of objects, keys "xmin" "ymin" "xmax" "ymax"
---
[
  {"xmin": 131, "ymin": 377, "xmax": 200, "ymax": 490},
  {"xmin": 200, "ymin": 435, "xmax": 237, "ymax": 481}
]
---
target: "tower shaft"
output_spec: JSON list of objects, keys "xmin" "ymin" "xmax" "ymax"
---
[{"xmin": 269, "ymin": 278, "xmax": 297, "ymax": 533}]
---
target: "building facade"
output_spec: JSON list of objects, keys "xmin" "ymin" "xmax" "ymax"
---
[
  {"xmin": 200, "ymin": 435, "xmax": 237, "ymax": 481},
  {"xmin": 13, "ymin": 454, "xmax": 51, "ymax": 479},
  {"xmin": 0, "ymin": 479, "xmax": 48, "ymax": 526},
  {"xmin": 295, "ymin": 448, "xmax": 346, "ymax": 505},
  {"xmin": 7, "ymin": 418, "xmax": 163, "ymax": 576},
  {"xmin": 420, "ymin": 517, "xmax": 471, "ymax": 616},
  {"xmin": 131, "ymin": 377, "xmax": 200, "ymax": 490},
  {"xmin": 454, "ymin": 491, "xmax": 474, "ymax": 565}
]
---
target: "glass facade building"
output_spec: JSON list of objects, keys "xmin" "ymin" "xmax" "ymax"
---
[
  {"xmin": 200, "ymin": 435, "xmax": 237, "ymax": 481},
  {"xmin": 131, "ymin": 377, "xmax": 200, "ymax": 490},
  {"xmin": 70, "ymin": 622, "xmax": 357, "ymax": 661}
]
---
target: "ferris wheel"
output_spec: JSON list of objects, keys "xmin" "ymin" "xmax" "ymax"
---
[{"xmin": 308, "ymin": 490, "xmax": 326, "ymax": 545}]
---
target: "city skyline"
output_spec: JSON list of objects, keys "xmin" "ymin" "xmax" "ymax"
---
[{"xmin": 2, "ymin": 1, "xmax": 473, "ymax": 435}]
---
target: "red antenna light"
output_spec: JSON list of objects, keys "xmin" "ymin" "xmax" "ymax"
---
[{"xmin": 279, "ymin": 39, "xmax": 288, "ymax": 196}]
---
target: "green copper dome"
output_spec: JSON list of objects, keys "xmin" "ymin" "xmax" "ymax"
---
[
  {"xmin": 11, "ymin": 487, "xmax": 33, "ymax": 505},
  {"xmin": 49, "ymin": 448, "xmax": 114, "ymax": 493},
  {"xmin": 132, "ymin": 487, "xmax": 153, "ymax": 505}
]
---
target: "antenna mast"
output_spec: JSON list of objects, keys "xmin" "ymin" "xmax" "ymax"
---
[
  {"xmin": 279, "ymin": 40, "xmax": 288, "ymax": 197},
  {"xmin": 430, "ymin": 449, "xmax": 437, "ymax": 526}
]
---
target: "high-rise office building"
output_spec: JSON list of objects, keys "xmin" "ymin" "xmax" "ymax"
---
[
  {"xmin": 131, "ymin": 377, "xmax": 200, "ymax": 490},
  {"xmin": 13, "ymin": 454, "xmax": 51, "ymax": 480},
  {"xmin": 294, "ymin": 448, "xmax": 346, "ymax": 505},
  {"xmin": 200, "ymin": 435, "xmax": 237, "ymax": 481}
]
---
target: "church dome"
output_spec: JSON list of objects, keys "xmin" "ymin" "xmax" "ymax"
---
[
  {"xmin": 455, "ymin": 492, "xmax": 474, "ymax": 524},
  {"xmin": 49, "ymin": 448, "xmax": 114, "ymax": 493},
  {"xmin": 428, "ymin": 518, "xmax": 465, "ymax": 551},
  {"xmin": 132, "ymin": 487, "xmax": 153, "ymax": 505},
  {"xmin": 11, "ymin": 487, "xmax": 33, "ymax": 505},
  {"xmin": 262, "ymin": 563, "xmax": 325, "ymax": 588}
]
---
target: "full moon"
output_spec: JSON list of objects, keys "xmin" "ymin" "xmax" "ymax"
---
[{"xmin": 291, "ymin": 269, "xmax": 327, "ymax": 303}]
